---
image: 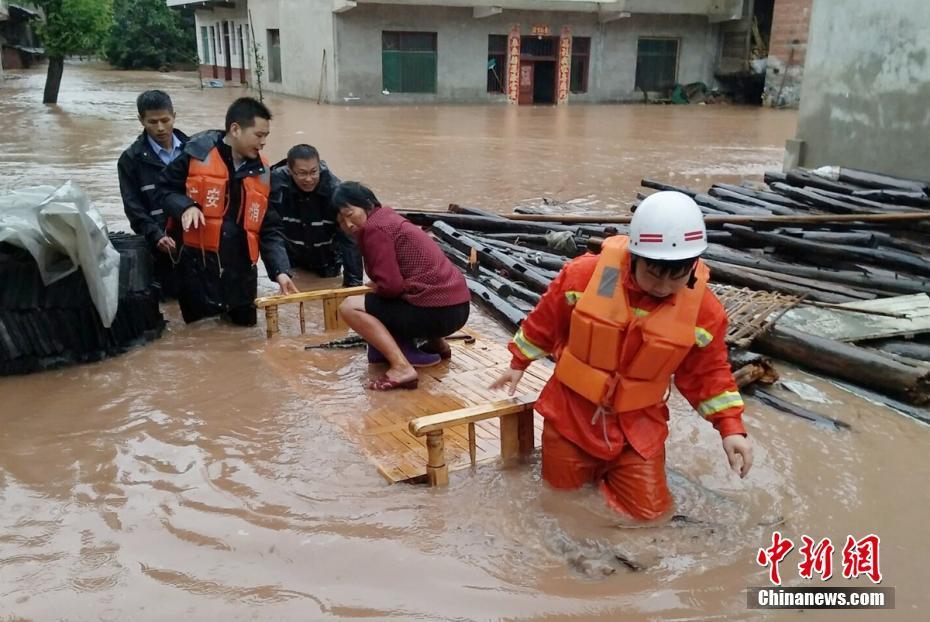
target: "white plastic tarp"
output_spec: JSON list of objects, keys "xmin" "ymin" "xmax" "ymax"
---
[{"xmin": 0, "ymin": 182, "xmax": 120, "ymax": 326}]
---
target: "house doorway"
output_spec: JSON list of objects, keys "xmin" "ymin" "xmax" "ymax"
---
[{"xmin": 518, "ymin": 35, "xmax": 558, "ymax": 105}]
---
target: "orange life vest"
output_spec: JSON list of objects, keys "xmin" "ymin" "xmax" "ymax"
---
[
  {"xmin": 184, "ymin": 147, "xmax": 270, "ymax": 264},
  {"xmin": 553, "ymin": 235, "xmax": 709, "ymax": 413}
]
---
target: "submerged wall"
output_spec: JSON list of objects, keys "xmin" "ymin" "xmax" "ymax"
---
[{"xmin": 793, "ymin": 0, "xmax": 930, "ymax": 181}]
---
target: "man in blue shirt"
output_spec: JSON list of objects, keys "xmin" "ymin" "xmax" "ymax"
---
[{"xmin": 117, "ymin": 90, "xmax": 189, "ymax": 299}]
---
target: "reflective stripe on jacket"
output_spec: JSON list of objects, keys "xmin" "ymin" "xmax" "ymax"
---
[{"xmin": 508, "ymin": 242, "xmax": 746, "ymax": 460}]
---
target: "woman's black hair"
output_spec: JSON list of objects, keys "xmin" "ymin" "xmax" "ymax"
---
[{"xmin": 332, "ymin": 181, "xmax": 381, "ymax": 213}]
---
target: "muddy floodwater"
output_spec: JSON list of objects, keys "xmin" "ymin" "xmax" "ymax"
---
[{"xmin": 2, "ymin": 64, "xmax": 929, "ymax": 621}]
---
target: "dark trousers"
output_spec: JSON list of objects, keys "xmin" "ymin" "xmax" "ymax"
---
[
  {"xmin": 151, "ymin": 247, "xmax": 179, "ymax": 300},
  {"xmin": 288, "ymin": 230, "xmax": 363, "ymax": 287},
  {"xmin": 177, "ymin": 248, "xmax": 258, "ymax": 326},
  {"xmin": 337, "ymin": 231, "xmax": 364, "ymax": 287}
]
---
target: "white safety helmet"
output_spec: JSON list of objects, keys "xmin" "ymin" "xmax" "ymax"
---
[{"xmin": 629, "ymin": 191, "xmax": 707, "ymax": 261}]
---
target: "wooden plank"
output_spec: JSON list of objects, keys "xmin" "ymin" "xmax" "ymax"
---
[
  {"xmin": 441, "ymin": 375, "xmax": 498, "ymax": 405},
  {"xmin": 406, "ymin": 389, "xmax": 500, "ymax": 476},
  {"xmin": 779, "ymin": 294, "xmax": 930, "ymax": 342},
  {"xmin": 517, "ymin": 409, "xmax": 534, "ymax": 455},
  {"xmin": 499, "ymin": 413, "xmax": 521, "ymax": 460},
  {"xmin": 370, "ymin": 367, "xmax": 514, "ymax": 478},
  {"xmin": 255, "ymin": 285, "xmax": 371, "ymax": 309},
  {"xmin": 414, "ymin": 393, "xmax": 493, "ymax": 454},
  {"xmin": 426, "ymin": 431, "xmax": 449, "ymax": 486},
  {"xmin": 322, "ymin": 297, "xmax": 344, "ymax": 331},
  {"xmin": 446, "ymin": 343, "xmax": 494, "ymax": 369},
  {"xmin": 409, "ymin": 393, "xmax": 540, "ymax": 436},
  {"xmin": 396, "ymin": 395, "xmax": 485, "ymax": 457},
  {"xmin": 263, "ymin": 326, "xmax": 553, "ymax": 484},
  {"xmin": 361, "ymin": 409, "xmax": 427, "ymax": 482},
  {"xmin": 502, "ymin": 211, "xmax": 930, "ymax": 225}
]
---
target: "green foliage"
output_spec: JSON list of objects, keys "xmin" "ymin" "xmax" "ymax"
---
[
  {"xmin": 34, "ymin": 0, "xmax": 114, "ymax": 58},
  {"xmin": 105, "ymin": 0, "xmax": 196, "ymax": 70}
]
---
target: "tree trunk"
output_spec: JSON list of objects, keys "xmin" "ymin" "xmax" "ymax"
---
[
  {"xmin": 43, "ymin": 56, "xmax": 65, "ymax": 104},
  {"xmin": 724, "ymin": 224, "xmax": 930, "ymax": 276},
  {"xmin": 703, "ymin": 260, "xmax": 859, "ymax": 304},
  {"xmin": 702, "ymin": 245, "xmax": 930, "ymax": 295},
  {"xmin": 432, "ymin": 221, "xmax": 554, "ymax": 293},
  {"xmin": 839, "ymin": 167, "xmax": 928, "ymax": 193},
  {"xmin": 756, "ymin": 325, "xmax": 930, "ymax": 405}
]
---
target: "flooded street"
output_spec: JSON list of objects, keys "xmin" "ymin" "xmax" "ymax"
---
[{"xmin": 2, "ymin": 63, "xmax": 930, "ymax": 621}]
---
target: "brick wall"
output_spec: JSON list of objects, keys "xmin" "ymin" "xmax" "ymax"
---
[{"xmin": 763, "ymin": 0, "xmax": 813, "ymax": 107}]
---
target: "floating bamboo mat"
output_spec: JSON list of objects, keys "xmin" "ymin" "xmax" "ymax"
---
[
  {"xmin": 364, "ymin": 337, "xmax": 551, "ymax": 483},
  {"xmin": 710, "ymin": 284, "xmax": 801, "ymax": 348},
  {"xmin": 265, "ymin": 330, "xmax": 552, "ymax": 484}
]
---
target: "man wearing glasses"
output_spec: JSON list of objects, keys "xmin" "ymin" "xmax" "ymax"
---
[{"xmin": 270, "ymin": 144, "xmax": 363, "ymax": 287}]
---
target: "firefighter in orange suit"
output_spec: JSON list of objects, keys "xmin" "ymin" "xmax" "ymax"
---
[
  {"xmin": 491, "ymin": 191, "xmax": 753, "ymax": 521},
  {"xmin": 155, "ymin": 97, "xmax": 298, "ymax": 326}
]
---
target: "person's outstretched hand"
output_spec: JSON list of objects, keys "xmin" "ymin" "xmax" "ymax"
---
[
  {"xmin": 277, "ymin": 273, "xmax": 299, "ymax": 295},
  {"xmin": 489, "ymin": 368, "xmax": 524, "ymax": 396},
  {"xmin": 722, "ymin": 434, "xmax": 753, "ymax": 478}
]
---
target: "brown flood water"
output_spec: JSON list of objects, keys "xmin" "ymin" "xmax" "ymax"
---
[{"xmin": 1, "ymin": 63, "xmax": 929, "ymax": 621}]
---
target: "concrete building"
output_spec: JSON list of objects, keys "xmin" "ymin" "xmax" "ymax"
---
[
  {"xmin": 787, "ymin": 0, "xmax": 930, "ymax": 181},
  {"xmin": 0, "ymin": 1, "xmax": 5, "ymax": 81},
  {"xmin": 167, "ymin": 0, "xmax": 253, "ymax": 84},
  {"xmin": 0, "ymin": 1, "xmax": 43, "ymax": 73},
  {"xmin": 170, "ymin": 0, "xmax": 777, "ymax": 105},
  {"xmin": 761, "ymin": 0, "xmax": 811, "ymax": 107}
]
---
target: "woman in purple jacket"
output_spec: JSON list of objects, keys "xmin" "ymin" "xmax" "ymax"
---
[{"xmin": 334, "ymin": 182, "xmax": 471, "ymax": 391}]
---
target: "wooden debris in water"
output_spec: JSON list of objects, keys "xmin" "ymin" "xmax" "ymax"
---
[{"xmin": 398, "ymin": 164, "xmax": 930, "ymax": 411}]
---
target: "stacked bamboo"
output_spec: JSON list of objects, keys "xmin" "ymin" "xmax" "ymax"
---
[{"xmin": 400, "ymin": 166, "xmax": 930, "ymax": 411}]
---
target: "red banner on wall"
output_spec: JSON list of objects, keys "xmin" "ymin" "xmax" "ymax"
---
[
  {"xmin": 507, "ymin": 25, "xmax": 521, "ymax": 104},
  {"xmin": 557, "ymin": 26, "xmax": 572, "ymax": 104}
]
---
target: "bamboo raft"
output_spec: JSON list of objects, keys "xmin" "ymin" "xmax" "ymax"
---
[
  {"xmin": 256, "ymin": 286, "xmax": 552, "ymax": 485},
  {"xmin": 343, "ymin": 334, "xmax": 552, "ymax": 485}
]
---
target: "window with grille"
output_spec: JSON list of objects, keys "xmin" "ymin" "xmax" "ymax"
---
[
  {"xmin": 200, "ymin": 26, "xmax": 210, "ymax": 64},
  {"xmin": 209, "ymin": 26, "xmax": 217, "ymax": 63},
  {"xmin": 382, "ymin": 31, "xmax": 438, "ymax": 93},
  {"xmin": 487, "ymin": 35, "xmax": 507, "ymax": 93},
  {"xmin": 267, "ymin": 29, "xmax": 282, "ymax": 83},
  {"xmin": 635, "ymin": 38, "xmax": 679, "ymax": 92},
  {"xmin": 570, "ymin": 36, "xmax": 590, "ymax": 93}
]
